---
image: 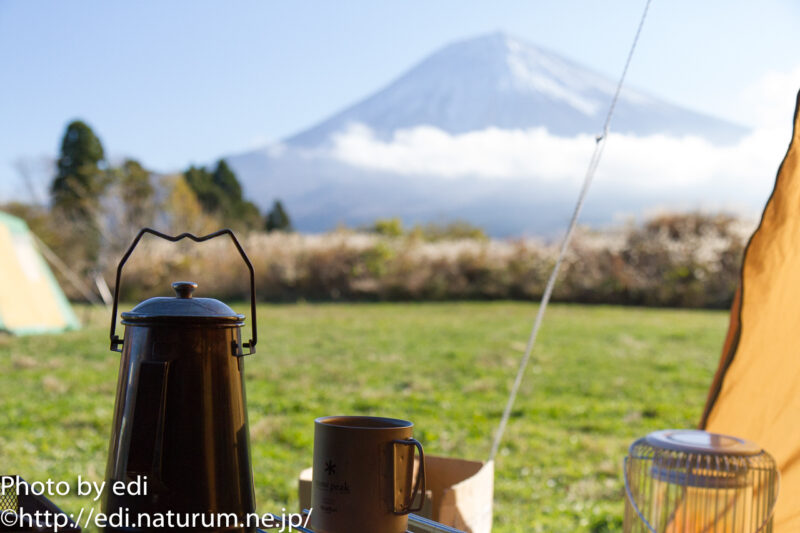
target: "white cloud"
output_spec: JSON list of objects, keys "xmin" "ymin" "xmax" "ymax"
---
[
  {"xmin": 329, "ymin": 123, "xmax": 593, "ymax": 182},
  {"xmin": 328, "ymin": 123, "xmax": 784, "ymax": 196}
]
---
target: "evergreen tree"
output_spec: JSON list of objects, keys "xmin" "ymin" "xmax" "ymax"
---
[
  {"xmin": 265, "ymin": 200, "xmax": 292, "ymax": 232},
  {"xmin": 50, "ymin": 120, "xmax": 107, "ymax": 266},
  {"xmin": 183, "ymin": 160, "xmax": 261, "ymax": 231},
  {"xmin": 212, "ymin": 159, "xmax": 242, "ymax": 201},
  {"xmin": 51, "ymin": 120, "xmax": 106, "ymax": 219},
  {"xmin": 183, "ymin": 165, "xmax": 221, "ymax": 213},
  {"xmin": 238, "ymin": 200, "xmax": 264, "ymax": 231}
]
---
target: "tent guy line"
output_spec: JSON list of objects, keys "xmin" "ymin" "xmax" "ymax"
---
[{"xmin": 489, "ymin": 0, "xmax": 654, "ymax": 462}]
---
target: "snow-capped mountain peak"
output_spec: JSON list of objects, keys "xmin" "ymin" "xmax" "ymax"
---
[
  {"xmin": 285, "ymin": 32, "xmax": 743, "ymax": 148},
  {"xmin": 226, "ymin": 32, "xmax": 753, "ymax": 236}
]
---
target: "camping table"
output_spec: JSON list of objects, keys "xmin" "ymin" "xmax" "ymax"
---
[{"xmin": 259, "ymin": 510, "xmax": 466, "ymax": 532}]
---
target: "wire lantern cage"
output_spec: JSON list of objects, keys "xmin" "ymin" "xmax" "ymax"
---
[{"xmin": 624, "ymin": 430, "xmax": 779, "ymax": 533}]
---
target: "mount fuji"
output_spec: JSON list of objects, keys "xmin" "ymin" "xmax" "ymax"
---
[{"xmin": 227, "ymin": 32, "xmax": 751, "ymax": 236}]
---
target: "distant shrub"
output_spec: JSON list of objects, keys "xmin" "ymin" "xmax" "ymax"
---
[
  {"xmin": 369, "ymin": 218, "xmax": 404, "ymax": 237},
  {"xmin": 410, "ymin": 220, "xmax": 489, "ymax": 241}
]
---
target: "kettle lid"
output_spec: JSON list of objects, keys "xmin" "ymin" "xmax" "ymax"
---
[{"xmin": 121, "ymin": 281, "xmax": 244, "ymax": 324}]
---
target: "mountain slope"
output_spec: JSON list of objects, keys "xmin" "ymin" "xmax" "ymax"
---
[{"xmin": 286, "ymin": 32, "xmax": 747, "ymax": 146}]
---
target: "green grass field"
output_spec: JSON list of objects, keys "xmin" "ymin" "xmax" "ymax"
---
[{"xmin": 0, "ymin": 302, "xmax": 728, "ymax": 532}]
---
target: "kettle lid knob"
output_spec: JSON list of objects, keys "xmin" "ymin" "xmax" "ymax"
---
[{"xmin": 172, "ymin": 281, "xmax": 198, "ymax": 299}]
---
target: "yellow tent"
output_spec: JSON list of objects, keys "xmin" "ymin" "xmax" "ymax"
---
[
  {"xmin": 0, "ymin": 211, "xmax": 79, "ymax": 334},
  {"xmin": 701, "ymin": 90, "xmax": 800, "ymax": 531}
]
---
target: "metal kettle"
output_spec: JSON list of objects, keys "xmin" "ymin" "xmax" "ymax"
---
[{"xmin": 102, "ymin": 229, "xmax": 258, "ymax": 532}]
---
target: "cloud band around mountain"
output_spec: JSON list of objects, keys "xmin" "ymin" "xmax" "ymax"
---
[{"xmin": 325, "ymin": 121, "xmax": 788, "ymax": 207}]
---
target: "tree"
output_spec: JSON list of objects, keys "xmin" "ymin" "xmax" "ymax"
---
[
  {"xmin": 51, "ymin": 120, "xmax": 106, "ymax": 218},
  {"xmin": 113, "ymin": 158, "xmax": 155, "ymax": 232},
  {"xmin": 212, "ymin": 159, "xmax": 242, "ymax": 201},
  {"xmin": 162, "ymin": 174, "xmax": 218, "ymax": 234},
  {"xmin": 183, "ymin": 159, "xmax": 262, "ymax": 231},
  {"xmin": 265, "ymin": 200, "xmax": 292, "ymax": 232},
  {"xmin": 238, "ymin": 200, "xmax": 264, "ymax": 231},
  {"xmin": 183, "ymin": 165, "xmax": 221, "ymax": 213},
  {"xmin": 49, "ymin": 120, "xmax": 108, "ymax": 266}
]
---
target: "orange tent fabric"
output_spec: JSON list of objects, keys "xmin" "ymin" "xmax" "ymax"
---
[{"xmin": 701, "ymin": 90, "xmax": 800, "ymax": 531}]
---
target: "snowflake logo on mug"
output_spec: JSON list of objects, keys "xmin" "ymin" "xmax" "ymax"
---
[{"xmin": 325, "ymin": 459, "xmax": 336, "ymax": 475}]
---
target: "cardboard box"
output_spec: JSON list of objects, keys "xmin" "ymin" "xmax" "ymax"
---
[{"xmin": 298, "ymin": 455, "xmax": 493, "ymax": 533}]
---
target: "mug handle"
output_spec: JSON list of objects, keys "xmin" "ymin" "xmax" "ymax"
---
[{"xmin": 392, "ymin": 438, "xmax": 426, "ymax": 515}]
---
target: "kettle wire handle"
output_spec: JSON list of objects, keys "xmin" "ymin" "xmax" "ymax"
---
[{"xmin": 109, "ymin": 228, "xmax": 257, "ymax": 355}]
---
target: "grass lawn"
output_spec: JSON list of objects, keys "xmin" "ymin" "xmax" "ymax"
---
[{"xmin": 0, "ymin": 302, "xmax": 728, "ymax": 532}]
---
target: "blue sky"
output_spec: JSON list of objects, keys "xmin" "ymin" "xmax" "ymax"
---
[{"xmin": 1, "ymin": 0, "xmax": 799, "ymax": 200}]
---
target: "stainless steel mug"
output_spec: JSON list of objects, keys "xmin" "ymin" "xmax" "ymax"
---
[
  {"xmin": 310, "ymin": 416, "xmax": 426, "ymax": 533},
  {"xmin": 103, "ymin": 228, "xmax": 257, "ymax": 533}
]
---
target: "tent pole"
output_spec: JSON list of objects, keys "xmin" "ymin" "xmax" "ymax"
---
[
  {"xmin": 32, "ymin": 234, "xmax": 102, "ymax": 305},
  {"xmin": 489, "ymin": 0, "xmax": 654, "ymax": 462}
]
